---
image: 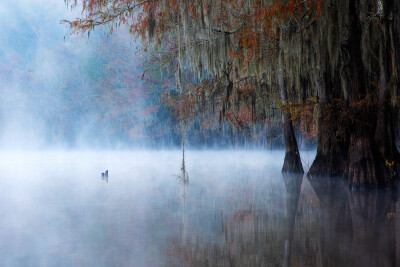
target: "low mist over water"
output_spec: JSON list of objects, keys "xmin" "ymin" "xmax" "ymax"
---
[{"xmin": 0, "ymin": 150, "xmax": 398, "ymax": 266}]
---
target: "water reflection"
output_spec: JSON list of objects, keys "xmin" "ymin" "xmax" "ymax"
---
[
  {"xmin": 0, "ymin": 151, "xmax": 399, "ymax": 266},
  {"xmin": 307, "ymin": 176, "xmax": 399, "ymax": 266},
  {"xmin": 178, "ymin": 156, "xmax": 189, "ymax": 246},
  {"xmin": 171, "ymin": 172, "xmax": 400, "ymax": 266},
  {"xmin": 347, "ymin": 190, "xmax": 397, "ymax": 266},
  {"xmin": 170, "ymin": 172, "xmax": 299, "ymax": 266},
  {"xmin": 282, "ymin": 173, "xmax": 303, "ymax": 267}
]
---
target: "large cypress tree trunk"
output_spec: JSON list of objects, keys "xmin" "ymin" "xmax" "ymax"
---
[
  {"xmin": 308, "ymin": 0, "xmax": 399, "ymax": 187},
  {"xmin": 308, "ymin": 2, "xmax": 349, "ymax": 178},
  {"xmin": 282, "ymin": 111, "xmax": 303, "ymax": 173},
  {"xmin": 375, "ymin": 0, "xmax": 400, "ymax": 179},
  {"xmin": 346, "ymin": 0, "xmax": 387, "ymax": 187},
  {"xmin": 309, "ymin": 95, "xmax": 348, "ymax": 177},
  {"xmin": 309, "ymin": 108, "xmax": 348, "ymax": 177},
  {"xmin": 278, "ymin": 61, "xmax": 304, "ymax": 173}
]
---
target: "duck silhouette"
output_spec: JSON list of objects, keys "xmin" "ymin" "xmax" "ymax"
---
[{"xmin": 101, "ymin": 170, "xmax": 109, "ymax": 182}]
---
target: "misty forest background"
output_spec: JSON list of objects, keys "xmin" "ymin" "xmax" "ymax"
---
[
  {"xmin": 3, "ymin": 0, "xmax": 400, "ymax": 188},
  {"xmin": 0, "ymin": 1, "xmax": 300, "ymax": 150}
]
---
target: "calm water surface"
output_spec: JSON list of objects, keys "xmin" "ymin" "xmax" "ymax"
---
[{"xmin": 0, "ymin": 151, "xmax": 399, "ymax": 266}]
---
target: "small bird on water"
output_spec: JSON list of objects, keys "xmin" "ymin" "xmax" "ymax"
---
[{"xmin": 101, "ymin": 170, "xmax": 109, "ymax": 182}]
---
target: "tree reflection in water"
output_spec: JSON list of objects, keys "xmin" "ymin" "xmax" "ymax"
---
[
  {"xmin": 169, "ymin": 173, "xmax": 400, "ymax": 267},
  {"xmin": 308, "ymin": 176, "xmax": 399, "ymax": 267},
  {"xmin": 282, "ymin": 173, "xmax": 303, "ymax": 267},
  {"xmin": 178, "ymin": 156, "xmax": 189, "ymax": 247}
]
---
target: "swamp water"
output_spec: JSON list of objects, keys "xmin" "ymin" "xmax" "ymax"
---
[{"xmin": 0, "ymin": 151, "xmax": 399, "ymax": 266}]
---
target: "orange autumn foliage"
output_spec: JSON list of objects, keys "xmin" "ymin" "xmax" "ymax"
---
[{"xmin": 64, "ymin": 0, "xmax": 322, "ymax": 134}]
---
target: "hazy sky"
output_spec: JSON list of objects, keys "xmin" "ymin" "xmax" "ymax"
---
[
  {"xmin": 0, "ymin": 0, "xmax": 253, "ymax": 150},
  {"xmin": 0, "ymin": 1, "xmax": 108, "ymax": 149}
]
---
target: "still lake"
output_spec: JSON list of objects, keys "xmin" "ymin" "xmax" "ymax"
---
[{"xmin": 0, "ymin": 150, "xmax": 399, "ymax": 266}]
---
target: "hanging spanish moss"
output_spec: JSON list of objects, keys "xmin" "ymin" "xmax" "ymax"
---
[{"xmin": 64, "ymin": 0, "xmax": 400, "ymax": 187}]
